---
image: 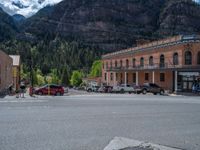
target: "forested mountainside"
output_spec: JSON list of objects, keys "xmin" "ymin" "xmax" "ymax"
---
[{"xmin": 1, "ymin": 0, "xmax": 200, "ymax": 84}]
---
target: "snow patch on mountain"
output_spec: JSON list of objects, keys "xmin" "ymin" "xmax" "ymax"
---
[{"xmin": 0, "ymin": 0, "xmax": 62, "ymax": 17}]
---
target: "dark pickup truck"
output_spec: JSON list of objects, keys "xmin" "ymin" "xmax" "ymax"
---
[{"xmin": 139, "ymin": 83, "xmax": 165, "ymax": 95}]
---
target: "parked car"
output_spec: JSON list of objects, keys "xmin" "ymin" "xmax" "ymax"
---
[
  {"xmin": 35, "ymin": 84, "xmax": 64, "ymax": 96},
  {"xmin": 98, "ymin": 86, "xmax": 113, "ymax": 93},
  {"xmin": 140, "ymin": 83, "xmax": 165, "ymax": 95},
  {"xmin": 112, "ymin": 84, "xmax": 135, "ymax": 93},
  {"xmin": 133, "ymin": 85, "xmax": 143, "ymax": 94},
  {"xmin": 86, "ymin": 85, "xmax": 100, "ymax": 92}
]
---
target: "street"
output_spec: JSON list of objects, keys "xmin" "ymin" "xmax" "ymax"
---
[{"xmin": 0, "ymin": 94, "xmax": 200, "ymax": 150}]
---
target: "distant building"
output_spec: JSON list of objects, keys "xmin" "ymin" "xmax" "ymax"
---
[
  {"xmin": 0, "ymin": 51, "xmax": 13, "ymax": 94},
  {"xmin": 9, "ymin": 55, "xmax": 21, "ymax": 92},
  {"xmin": 82, "ymin": 77, "xmax": 102, "ymax": 87},
  {"xmin": 102, "ymin": 35, "xmax": 200, "ymax": 93}
]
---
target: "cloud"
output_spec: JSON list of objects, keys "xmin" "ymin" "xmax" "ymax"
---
[{"xmin": 0, "ymin": 0, "xmax": 63, "ymax": 17}]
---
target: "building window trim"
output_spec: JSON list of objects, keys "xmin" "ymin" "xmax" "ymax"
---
[
  {"xmin": 160, "ymin": 73, "xmax": 165, "ymax": 82},
  {"xmin": 149, "ymin": 56, "xmax": 154, "ymax": 66},
  {"xmin": 197, "ymin": 51, "xmax": 200, "ymax": 65},
  {"xmin": 145, "ymin": 73, "xmax": 149, "ymax": 81},
  {"xmin": 173, "ymin": 52, "xmax": 179, "ymax": 65},
  {"xmin": 185, "ymin": 51, "xmax": 192, "ymax": 65}
]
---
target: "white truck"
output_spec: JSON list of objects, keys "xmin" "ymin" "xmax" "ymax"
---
[{"xmin": 112, "ymin": 84, "xmax": 135, "ymax": 93}]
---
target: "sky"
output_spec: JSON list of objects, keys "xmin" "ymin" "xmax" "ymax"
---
[
  {"xmin": 0, "ymin": 0, "xmax": 199, "ymax": 18},
  {"xmin": 0, "ymin": 0, "xmax": 63, "ymax": 17}
]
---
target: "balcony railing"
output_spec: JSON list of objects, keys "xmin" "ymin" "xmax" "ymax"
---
[{"xmin": 105, "ymin": 63, "xmax": 198, "ymax": 71}]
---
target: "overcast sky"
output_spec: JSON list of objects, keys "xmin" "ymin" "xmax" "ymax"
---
[{"xmin": 0, "ymin": 0, "xmax": 63, "ymax": 17}]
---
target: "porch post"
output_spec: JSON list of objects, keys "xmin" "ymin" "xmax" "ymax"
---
[
  {"xmin": 175, "ymin": 71, "xmax": 178, "ymax": 93},
  {"xmin": 107, "ymin": 72, "xmax": 109, "ymax": 86},
  {"xmin": 136, "ymin": 71, "xmax": 139, "ymax": 86},
  {"xmin": 152, "ymin": 71, "xmax": 155, "ymax": 83},
  {"xmin": 114, "ymin": 72, "xmax": 116, "ymax": 86},
  {"xmin": 125, "ymin": 72, "xmax": 127, "ymax": 86}
]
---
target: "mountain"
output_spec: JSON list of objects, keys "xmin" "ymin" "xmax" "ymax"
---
[
  {"xmin": 22, "ymin": 0, "xmax": 164, "ymax": 51},
  {"xmin": 0, "ymin": 8, "xmax": 17, "ymax": 41},
  {"xmin": 21, "ymin": 0, "xmax": 200, "ymax": 51},
  {"xmin": 12, "ymin": 14, "xmax": 26, "ymax": 23},
  {"xmin": 0, "ymin": 0, "xmax": 63, "ymax": 17}
]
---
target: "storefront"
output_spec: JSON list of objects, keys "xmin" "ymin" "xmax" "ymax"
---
[{"xmin": 177, "ymin": 72, "xmax": 200, "ymax": 92}]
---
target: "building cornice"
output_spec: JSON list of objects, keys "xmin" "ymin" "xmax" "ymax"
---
[{"xmin": 102, "ymin": 35, "xmax": 200, "ymax": 60}]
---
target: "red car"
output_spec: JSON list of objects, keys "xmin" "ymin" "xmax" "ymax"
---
[{"xmin": 35, "ymin": 84, "xmax": 64, "ymax": 96}]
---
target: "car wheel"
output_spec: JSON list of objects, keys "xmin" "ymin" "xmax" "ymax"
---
[
  {"xmin": 38, "ymin": 92, "xmax": 43, "ymax": 95},
  {"xmin": 56, "ymin": 92, "xmax": 61, "ymax": 96},
  {"xmin": 142, "ymin": 89, "xmax": 147, "ymax": 95},
  {"xmin": 153, "ymin": 93, "xmax": 157, "ymax": 95},
  {"xmin": 160, "ymin": 90, "xmax": 164, "ymax": 95},
  {"xmin": 88, "ymin": 89, "xmax": 92, "ymax": 92},
  {"xmin": 120, "ymin": 89, "xmax": 125, "ymax": 94}
]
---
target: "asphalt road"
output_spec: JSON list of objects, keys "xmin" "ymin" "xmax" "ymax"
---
[{"xmin": 0, "ymin": 94, "xmax": 200, "ymax": 150}]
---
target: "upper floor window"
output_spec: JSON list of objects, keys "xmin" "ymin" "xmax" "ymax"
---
[
  {"xmin": 185, "ymin": 51, "xmax": 192, "ymax": 65},
  {"xmin": 160, "ymin": 54, "xmax": 165, "ymax": 68},
  {"xmin": 126, "ymin": 59, "xmax": 129, "ymax": 68},
  {"xmin": 120, "ymin": 60, "xmax": 123, "ymax": 67},
  {"xmin": 106, "ymin": 62, "xmax": 108, "ymax": 69},
  {"xmin": 197, "ymin": 52, "xmax": 200, "ymax": 65},
  {"xmin": 173, "ymin": 53, "xmax": 179, "ymax": 65},
  {"xmin": 140, "ymin": 57, "xmax": 144, "ymax": 67},
  {"xmin": 132, "ymin": 58, "xmax": 136, "ymax": 67},
  {"xmin": 115, "ymin": 61, "xmax": 118, "ymax": 67},
  {"xmin": 149, "ymin": 56, "xmax": 153, "ymax": 66},
  {"xmin": 110, "ymin": 61, "xmax": 113, "ymax": 68}
]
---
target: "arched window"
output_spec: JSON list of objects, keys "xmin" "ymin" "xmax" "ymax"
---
[
  {"xmin": 173, "ymin": 53, "xmax": 179, "ymax": 65},
  {"xmin": 149, "ymin": 56, "xmax": 153, "ymax": 66},
  {"xmin": 120, "ymin": 60, "xmax": 123, "ymax": 67},
  {"xmin": 126, "ymin": 59, "xmax": 129, "ymax": 68},
  {"xmin": 197, "ymin": 52, "xmax": 200, "ymax": 65},
  {"xmin": 160, "ymin": 54, "xmax": 165, "ymax": 68},
  {"xmin": 185, "ymin": 51, "xmax": 192, "ymax": 65},
  {"xmin": 132, "ymin": 58, "xmax": 136, "ymax": 67},
  {"xmin": 115, "ymin": 60, "xmax": 118, "ymax": 67},
  {"xmin": 140, "ymin": 57, "xmax": 144, "ymax": 67},
  {"xmin": 110, "ymin": 61, "xmax": 113, "ymax": 68}
]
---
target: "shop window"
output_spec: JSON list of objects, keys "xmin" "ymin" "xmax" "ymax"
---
[
  {"xmin": 197, "ymin": 52, "xmax": 200, "ymax": 65},
  {"xmin": 110, "ymin": 73, "xmax": 113, "ymax": 81},
  {"xmin": 132, "ymin": 58, "xmax": 136, "ymax": 67},
  {"xmin": 126, "ymin": 73, "xmax": 129, "ymax": 83},
  {"xmin": 115, "ymin": 61, "xmax": 118, "ymax": 67},
  {"xmin": 185, "ymin": 51, "xmax": 192, "ymax": 65},
  {"xmin": 160, "ymin": 73, "xmax": 165, "ymax": 82},
  {"xmin": 133, "ymin": 73, "xmax": 136, "ymax": 83},
  {"xmin": 140, "ymin": 57, "xmax": 144, "ymax": 67},
  {"xmin": 173, "ymin": 53, "xmax": 179, "ymax": 65},
  {"xmin": 145, "ymin": 73, "xmax": 149, "ymax": 81},
  {"xmin": 120, "ymin": 60, "xmax": 123, "ymax": 67},
  {"xmin": 149, "ymin": 56, "xmax": 154, "ymax": 66}
]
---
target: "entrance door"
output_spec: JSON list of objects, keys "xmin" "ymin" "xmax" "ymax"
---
[{"xmin": 182, "ymin": 76, "xmax": 194, "ymax": 92}]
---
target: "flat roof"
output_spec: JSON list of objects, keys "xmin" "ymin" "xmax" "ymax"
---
[{"xmin": 102, "ymin": 35, "xmax": 200, "ymax": 59}]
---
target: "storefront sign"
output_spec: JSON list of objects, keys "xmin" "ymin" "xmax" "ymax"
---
[{"xmin": 179, "ymin": 72, "xmax": 199, "ymax": 76}]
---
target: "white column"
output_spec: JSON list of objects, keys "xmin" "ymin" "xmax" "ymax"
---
[
  {"xmin": 106, "ymin": 72, "xmax": 109, "ymax": 86},
  {"xmin": 125, "ymin": 72, "xmax": 127, "ymax": 86},
  {"xmin": 136, "ymin": 71, "xmax": 139, "ymax": 86},
  {"xmin": 114, "ymin": 72, "xmax": 116, "ymax": 86},
  {"xmin": 152, "ymin": 71, "xmax": 155, "ymax": 83},
  {"xmin": 175, "ymin": 71, "xmax": 178, "ymax": 93}
]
